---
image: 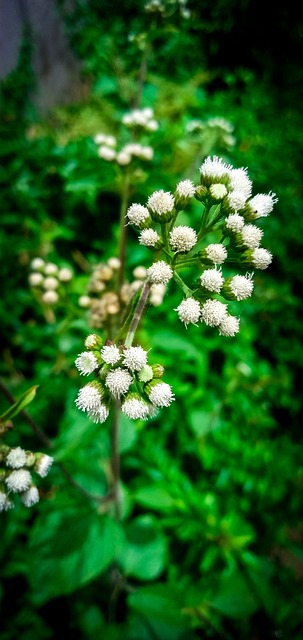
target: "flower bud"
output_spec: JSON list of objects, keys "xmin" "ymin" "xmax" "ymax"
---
[
  {"xmin": 194, "ymin": 185, "xmax": 208, "ymax": 203},
  {"xmin": 151, "ymin": 364, "xmax": 165, "ymax": 378},
  {"xmin": 85, "ymin": 334, "xmax": 103, "ymax": 350}
]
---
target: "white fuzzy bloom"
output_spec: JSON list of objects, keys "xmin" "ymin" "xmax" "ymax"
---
[
  {"xmin": 121, "ymin": 396, "xmax": 150, "ymax": 420},
  {"xmin": 31, "ymin": 257, "xmax": 45, "ymax": 270},
  {"xmin": 199, "ymin": 156, "xmax": 231, "ymax": 180},
  {"xmin": 75, "ymin": 383, "xmax": 104, "ymax": 412},
  {"xmin": 139, "ymin": 229, "xmax": 161, "ymax": 247},
  {"xmin": 5, "ymin": 469, "xmax": 32, "ymax": 493},
  {"xmin": 0, "ymin": 492, "xmax": 13, "ymax": 511},
  {"xmin": 147, "ymin": 190, "xmax": 175, "ymax": 216},
  {"xmin": 148, "ymin": 382, "xmax": 175, "ymax": 408},
  {"xmin": 101, "ymin": 344, "xmax": 121, "ymax": 365},
  {"xmin": 6, "ymin": 447, "xmax": 27, "ymax": 469},
  {"xmin": 29, "ymin": 272, "xmax": 43, "ymax": 287},
  {"xmin": 20, "ymin": 486, "xmax": 40, "ymax": 507},
  {"xmin": 139, "ymin": 146, "xmax": 154, "ymax": 161},
  {"xmin": 247, "ymin": 192, "xmax": 278, "ymax": 218},
  {"xmin": 225, "ymin": 213, "xmax": 245, "ymax": 232},
  {"xmin": 35, "ymin": 454, "xmax": 53, "ymax": 478},
  {"xmin": 108, "ymin": 257, "xmax": 121, "ymax": 269},
  {"xmin": 219, "ymin": 314, "xmax": 240, "ymax": 336},
  {"xmin": 43, "ymin": 276, "xmax": 59, "ymax": 290},
  {"xmin": 87, "ymin": 404, "xmax": 109, "ymax": 424},
  {"xmin": 126, "ymin": 203, "xmax": 150, "ymax": 227},
  {"xmin": 94, "ymin": 133, "xmax": 116, "ymax": 146},
  {"xmin": 79, "ymin": 295, "xmax": 91, "ymax": 308},
  {"xmin": 251, "ymin": 248, "xmax": 273, "ymax": 269},
  {"xmin": 201, "ymin": 299, "xmax": 228, "ymax": 327},
  {"xmin": 176, "ymin": 297, "xmax": 201, "ymax": 326},
  {"xmin": 146, "ymin": 120, "xmax": 158, "ymax": 131},
  {"xmin": 75, "ymin": 351, "xmax": 98, "ymax": 375},
  {"xmin": 105, "ymin": 368, "xmax": 132, "ymax": 398},
  {"xmin": 42, "ymin": 290, "xmax": 59, "ymax": 304},
  {"xmin": 229, "ymin": 168, "xmax": 252, "ymax": 199},
  {"xmin": 175, "ymin": 179, "xmax": 196, "ymax": 198},
  {"xmin": 58, "ymin": 267, "xmax": 73, "ymax": 282},
  {"xmin": 205, "ymin": 244, "xmax": 228, "ymax": 264},
  {"xmin": 200, "ymin": 268, "xmax": 224, "ymax": 293},
  {"xmin": 123, "ymin": 346, "xmax": 148, "ymax": 372},
  {"xmin": 44, "ymin": 263, "xmax": 58, "ymax": 275},
  {"xmin": 116, "ymin": 151, "xmax": 132, "ymax": 165},
  {"xmin": 133, "ymin": 266, "xmax": 147, "ymax": 279},
  {"xmin": 97, "ymin": 146, "xmax": 116, "ymax": 161},
  {"xmin": 241, "ymin": 224, "xmax": 263, "ymax": 249},
  {"xmin": 169, "ymin": 226, "xmax": 197, "ymax": 252},
  {"xmin": 147, "ymin": 261, "xmax": 173, "ymax": 285},
  {"xmin": 229, "ymin": 274, "xmax": 254, "ymax": 300},
  {"xmin": 226, "ymin": 190, "xmax": 247, "ymax": 212}
]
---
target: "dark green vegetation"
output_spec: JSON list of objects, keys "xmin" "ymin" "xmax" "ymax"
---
[{"xmin": 1, "ymin": 2, "xmax": 303, "ymax": 638}]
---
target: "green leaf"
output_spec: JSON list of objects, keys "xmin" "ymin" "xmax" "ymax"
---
[
  {"xmin": 0, "ymin": 385, "xmax": 39, "ymax": 421},
  {"xmin": 210, "ymin": 569, "xmax": 259, "ymax": 619},
  {"xmin": 128, "ymin": 583, "xmax": 194, "ymax": 640},
  {"xmin": 119, "ymin": 515, "xmax": 167, "ymax": 581},
  {"xmin": 133, "ymin": 485, "xmax": 175, "ymax": 511}
]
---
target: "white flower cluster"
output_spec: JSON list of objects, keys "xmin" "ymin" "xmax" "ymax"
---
[
  {"xmin": 29, "ymin": 257, "xmax": 73, "ymax": 305},
  {"xmin": 0, "ymin": 446, "xmax": 53, "ymax": 511},
  {"xmin": 122, "ymin": 107, "xmax": 159, "ymax": 132},
  {"xmin": 75, "ymin": 339, "xmax": 174, "ymax": 423},
  {"xmin": 186, "ymin": 117, "xmax": 235, "ymax": 150}
]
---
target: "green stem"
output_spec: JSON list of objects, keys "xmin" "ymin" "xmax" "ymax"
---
[
  {"xmin": 173, "ymin": 271, "xmax": 192, "ymax": 297},
  {"xmin": 117, "ymin": 173, "xmax": 131, "ymax": 291},
  {"xmin": 161, "ymin": 223, "xmax": 171, "ymax": 255},
  {"xmin": 124, "ymin": 280, "xmax": 151, "ymax": 347}
]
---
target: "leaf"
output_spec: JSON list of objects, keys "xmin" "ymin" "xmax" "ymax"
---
[
  {"xmin": 210, "ymin": 569, "xmax": 259, "ymax": 619},
  {"xmin": 0, "ymin": 385, "xmax": 39, "ymax": 421},
  {"xmin": 119, "ymin": 515, "xmax": 167, "ymax": 581},
  {"xmin": 128, "ymin": 583, "xmax": 194, "ymax": 640},
  {"xmin": 133, "ymin": 485, "xmax": 175, "ymax": 511}
]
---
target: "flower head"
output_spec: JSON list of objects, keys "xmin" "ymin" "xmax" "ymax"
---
[
  {"xmin": 101, "ymin": 344, "xmax": 121, "ymax": 365},
  {"xmin": 218, "ymin": 314, "xmax": 240, "ymax": 336},
  {"xmin": 201, "ymin": 243, "xmax": 228, "ymax": 265},
  {"xmin": 0, "ymin": 492, "xmax": 13, "ymax": 511},
  {"xmin": 175, "ymin": 179, "xmax": 196, "ymax": 198},
  {"xmin": 169, "ymin": 226, "xmax": 197, "ymax": 252},
  {"xmin": 5, "ymin": 469, "xmax": 32, "ymax": 493},
  {"xmin": 121, "ymin": 393, "xmax": 150, "ymax": 420},
  {"xmin": 147, "ymin": 381, "xmax": 175, "ymax": 408},
  {"xmin": 87, "ymin": 404, "xmax": 109, "ymax": 424},
  {"xmin": 241, "ymin": 248, "xmax": 273, "ymax": 270},
  {"xmin": 200, "ymin": 268, "xmax": 224, "ymax": 293},
  {"xmin": 34, "ymin": 454, "xmax": 54, "ymax": 478},
  {"xmin": 122, "ymin": 346, "xmax": 148, "ymax": 372},
  {"xmin": 201, "ymin": 299, "xmax": 228, "ymax": 327},
  {"xmin": 239, "ymin": 224, "xmax": 263, "ymax": 249},
  {"xmin": 228, "ymin": 167, "xmax": 252, "ymax": 198},
  {"xmin": 226, "ymin": 191, "xmax": 247, "ymax": 212},
  {"xmin": 147, "ymin": 190, "xmax": 175, "ymax": 222},
  {"xmin": 75, "ymin": 351, "xmax": 99, "ymax": 376},
  {"xmin": 20, "ymin": 486, "xmax": 40, "ymax": 507},
  {"xmin": 199, "ymin": 156, "xmax": 231, "ymax": 185},
  {"xmin": 175, "ymin": 297, "xmax": 201, "ymax": 326},
  {"xmin": 147, "ymin": 261, "xmax": 173, "ymax": 285},
  {"xmin": 224, "ymin": 213, "xmax": 245, "ymax": 233},
  {"xmin": 139, "ymin": 229, "xmax": 161, "ymax": 248},
  {"xmin": 75, "ymin": 382, "xmax": 104, "ymax": 412},
  {"xmin": 126, "ymin": 203, "xmax": 151, "ymax": 228},
  {"xmin": 223, "ymin": 274, "xmax": 254, "ymax": 301},
  {"xmin": 246, "ymin": 192, "xmax": 278, "ymax": 220},
  {"xmin": 105, "ymin": 368, "xmax": 132, "ymax": 398},
  {"xmin": 6, "ymin": 447, "xmax": 27, "ymax": 469}
]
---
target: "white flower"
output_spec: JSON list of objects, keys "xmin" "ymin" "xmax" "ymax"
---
[
  {"xmin": 218, "ymin": 314, "xmax": 240, "ymax": 336},
  {"xmin": 225, "ymin": 213, "xmax": 245, "ymax": 232},
  {"xmin": 20, "ymin": 486, "xmax": 40, "ymax": 507},
  {"xmin": 58, "ymin": 267, "xmax": 73, "ymax": 282},
  {"xmin": 97, "ymin": 146, "xmax": 116, "ymax": 161},
  {"xmin": 43, "ymin": 276, "xmax": 59, "ymax": 290},
  {"xmin": 200, "ymin": 268, "xmax": 224, "ymax": 293},
  {"xmin": 169, "ymin": 226, "xmax": 197, "ymax": 252},
  {"xmin": 138, "ymin": 146, "xmax": 154, "ymax": 161},
  {"xmin": 30, "ymin": 257, "xmax": 45, "ymax": 270},
  {"xmin": 75, "ymin": 382, "xmax": 104, "ymax": 412},
  {"xmin": 147, "ymin": 190, "xmax": 175, "ymax": 216},
  {"xmin": 126, "ymin": 203, "xmax": 150, "ymax": 227},
  {"xmin": 42, "ymin": 290, "xmax": 59, "ymax": 304},
  {"xmin": 229, "ymin": 167, "xmax": 252, "ymax": 198},
  {"xmin": 201, "ymin": 299, "xmax": 228, "ymax": 327},
  {"xmin": 121, "ymin": 394, "xmax": 150, "ymax": 420},
  {"xmin": 34, "ymin": 454, "xmax": 53, "ymax": 478},
  {"xmin": 229, "ymin": 274, "xmax": 254, "ymax": 300},
  {"xmin": 5, "ymin": 469, "xmax": 32, "ymax": 493},
  {"xmin": 175, "ymin": 297, "xmax": 201, "ymax": 326},
  {"xmin": 123, "ymin": 346, "xmax": 148, "ymax": 372},
  {"xmin": 209, "ymin": 183, "xmax": 227, "ymax": 200},
  {"xmin": 78, "ymin": 295, "xmax": 91, "ymax": 308},
  {"xmin": 107, "ymin": 257, "xmax": 121, "ymax": 269},
  {"xmin": 139, "ymin": 229, "xmax": 161, "ymax": 247},
  {"xmin": 133, "ymin": 266, "xmax": 147, "ymax": 280},
  {"xmin": 199, "ymin": 156, "xmax": 231, "ymax": 181},
  {"xmin": 250, "ymin": 248, "xmax": 273, "ymax": 270},
  {"xmin": 147, "ymin": 261, "xmax": 173, "ymax": 285},
  {"xmin": 6, "ymin": 447, "xmax": 27, "ymax": 469},
  {"xmin": 226, "ymin": 190, "xmax": 247, "ymax": 212},
  {"xmin": 116, "ymin": 151, "xmax": 132, "ymax": 165},
  {"xmin": 205, "ymin": 243, "xmax": 228, "ymax": 264},
  {"xmin": 241, "ymin": 224, "xmax": 263, "ymax": 249},
  {"xmin": 101, "ymin": 344, "xmax": 121, "ymax": 365},
  {"xmin": 175, "ymin": 180, "xmax": 196, "ymax": 198},
  {"xmin": 29, "ymin": 272, "xmax": 43, "ymax": 287},
  {"xmin": 75, "ymin": 351, "xmax": 98, "ymax": 375},
  {"xmin": 105, "ymin": 368, "xmax": 132, "ymax": 398},
  {"xmin": 84, "ymin": 334, "xmax": 101, "ymax": 349},
  {"xmin": 148, "ymin": 382, "xmax": 175, "ymax": 408},
  {"xmin": 149, "ymin": 283, "xmax": 166, "ymax": 306},
  {"xmin": 0, "ymin": 492, "xmax": 13, "ymax": 511},
  {"xmin": 44, "ymin": 262, "xmax": 58, "ymax": 275},
  {"xmin": 87, "ymin": 404, "xmax": 109, "ymax": 424},
  {"xmin": 247, "ymin": 192, "xmax": 278, "ymax": 218}
]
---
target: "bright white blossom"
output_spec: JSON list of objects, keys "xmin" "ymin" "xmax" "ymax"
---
[
  {"xmin": 126, "ymin": 203, "xmax": 150, "ymax": 227},
  {"xmin": 169, "ymin": 226, "xmax": 198, "ymax": 252},
  {"xmin": 29, "ymin": 272, "xmax": 43, "ymax": 287},
  {"xmin": 250, "ymin": 248, "xmax": 273, "ymax": 270},
  {"xmin": 226, "ymin": 191, "xmax": 247, "ymax": 212},
  {"xmin": 5, "ymin": 469, "xmax": 32, "ymax": 493},
  {"xmin": 200, "ymin": 268, "xmax": 224, "ymax": 293},
  {"xmin": 241, "ymin": 224, "xmax": 263, "ymax": 249},
  {"xmin": 44, "ymin": 263, "xmax": 58, "ymax": 275},
  {"xmin": 42, "ymin": 290, "xmax": 59, "ymax": 304},
  {"xmin": 35, "ymin": 454, "xmax": 54, "ymax": 478},
  {"xmin": 116, "ymin": 151, "xmax": 131, "ymax": 165},
  {"xmin": 123, "ymin": 346, "xmax": 148, "ymax": 372},
  {"xmin": 58, "ymin": 268, "xmax": 73, "ymax": 282},
  {"xmin": 176, "ymin": 297, "xmax": 201, "ymax": 326},
  {"xmin": 219, "ymin": 314, "xmax": 240, "ymax": 336},
  {"xmin": 147, "ymin": 190, "xmax": 174, "ymax": 216},
  {"xmin": 75, "ymin": 351, "xmax": 98, "ymax": 375},
  {"xmin": 78, "ymin": 295, "xmax": 91, "ymax": 308},
  {"xmin": 147, "ymin": 261, "xmax": 173, "ymax": 285},
  {"xmin": 229, "ymin": 167, "xmax": 252, "ymax": 198},
  {"xmin": 228, "ymin": 274, "xmax": 254, "ymax": 300},
  {"xmin": 101, "ymin": 344, "xmax": 121, "ymax": 365},
  {"xmin": 6, "ymin": 447, "xmax": 27, "ymax": 469},
  {"xmin": 108, "ymin": 258, "xmax": 121, "ymax": 269},
  {"xmin": 205, "ymin": 243, "xmax": 228, "ymax": 264},
  {"xmin": 121, "ymin": 395, "xmax": 150, "ymax": 420},
  {"xmin": 43, "ymin": 276, "xmax": 59, "ymax": 290},
  {"xmin": 87, "ymin": 404, "xmax": 109, "ymax": 424},
  {"xmin": 75, "ymin": 383, "xmax": 104, "ymax": 412},
  {"xmin": 139, "ymin": 229, "xmax": 161, "ymax": 247},
  {"xmin": 148, "ymin": 382, "xmax": 175, "ymax": 408},
  {"xmin": 225, "ymin": 213, "xmax": 245, "ymax": 233},
  {"xmin": 20, "ymin": 486, "xmax": 40, "ymax": 507},
  {"xmin": 201, "ymin": 299, "xmax": 228, "ymax": 327},
  {"xmin": 31, "ymin": 258, "xmax": 45, "ymax": 270},
  {"xmin": 247, "ymin": 192, "xmax": 278, "ymax": 218},
  {"xmin": 0, "ymin": 492, "xmax": 13, "ymax": 511},
  {"xmin": 199, "ymin": 156, "xmax": 231, "ymax": 182},
  {"xmin": 98, "ymin": 146, "xmax": 116, "ymax": 161},
  {"xmin": 175, "ymin": 179, "xmax": 196, "ymax": 198},
  {"xmin": 105, "ymin": 368, "xmax": 132, "ymax": 398}
]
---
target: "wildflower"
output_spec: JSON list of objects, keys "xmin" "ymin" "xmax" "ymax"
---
[
  {"xmin": 29, "ymin": 272, "xmax": 43, "ymax": 287},
  {"xmin": 34, "ymin": 454, "xmax": 54, "ymax": 478},
  {"xmin": 126, "ymin": 203, "xmax": 151, "ymax": 228},
  {"xmin": 75, "ymin": 351, "xmax": 99, "ymax": 376},
  {"xmin": 224, "ymin": 213, "xmax": 245, "ymax": 234},
  {"xmin": 139, "ymin": 229, "xmax": 162, "ymax": 248},
  {"xmin": 238, "ymin": 224, "xmax": 263, "ymax": 250},
  {"xmin": 101, "ymin": 344, "xmax": 121, "ymax": 365},
  {"xmin": 241, "ymin": 248, "xmax": 273, "ymax": 270},
  {"xmin": 0, "ymin": 492, "xmax": 13, "ymax": 511},
  {"xmin": 201, "ymin": 299, "xmax": 228, "ymax": 327},
  {"xmin": 58, "ymin": 267, "xmax": 73, "ymax": 282},
  {"xmin": 5, "ymin": 469, "xmax": 32, "ymax": 493},
  {"xmin": 245, "ymin": 192, "xmax": 278, "ymax": 220},
  {"xmin": 169, "ymin": 226, "xmax": 197, "ymax": 252},
  {"xmin": 147, "ymin": 261, "xmax": 173, "ymax": 285},
  {"xmin": 200, "ymin": 243, "xmax": 228, "ymax": 265},
  {"xmin": 176, "ymin": 298, "xmax": 201, "ymax": 326},
  {"xmin": 123, "ymin": 346, "xmax": 148, "ymax": 372},
  {"xmin": 225, "ymin": 191, "xmax": 247, "ymax": 213},
  {"xmin": 149, "ymin": 283, "xmax": 166, "ymax": 306},
  {"xmin": 146, "ymin": 380, "xmax": 175, "ymax": 408},
  {"xmin": 222, "ymin": 274, "xmax": 254, "ymax": 301},
  {"xmin": 44, "ymin": 263, "xmax": 58, "ymax": 275},
  {"xmin": 174, "ymin": 179, "xmax": 196, "ymax": 208},
  {"xmin": 121, "ymin": 393, "xmax": 150, "ymax": 420},
  {"xmin": 218, "ymin": 314, "xmax": 240, "ymax": 336},
  {"xmin": 105, "ymin": 368, "xmax": 132, "ymax": 398},
  {"xmin": 228, "ymin": 167, "xmax": 252, "ymax": 199},
  {"xmin": 75, "ymin": 382, "xmax": 105, "ymax": 412},
  {"xmin": 98, "ymin": 146, "xmax": 116, "ymax": 161},
  {"xmin": 84, "ymin": 334, "xmax": 103, "ymax": 350},
  {"xmin": 20, "ymin": 486, "xmax": 40, "ymax": 507},
  {"xmin": 107, "ymin": 258, "xmax": 121, "ymax": 269},
  {"xmin": 87, "ymin": 404, "xmax": 109, "ymax": 424},
  {"xmin": 147, "ymin": 190, "xmax": 175, "ymax": 222},
  {"xmin": 42, "ymin": 291, "xmax": 59, "ymax": 304},
  {"xmin": 43, "ymin": 276, "xmax": 59, "ymax": 290},
  {"xmin": 200, "ymin": 268, "xmax": 224, "ymax": 293},
  {"xmin": 6, "ymin": 447, "xmax": 27, "ymax": 469},
  {"xmin": 209, "ymin": 183, "xmax": 227, "ymax": 201},
  {"xmin": 199, "ymin": 156, "xmax": 231, "ymax": 185},
  {"xmin": 78, "ymin": 295, "xmax": 91, "ymax": 308},
  {"xmin": 138, "ymin": 365, "xmax": 154, "ymax": 383},
  {"xmin": 30, "ymin": 258, "xmax": 45, "ymax": 270}
]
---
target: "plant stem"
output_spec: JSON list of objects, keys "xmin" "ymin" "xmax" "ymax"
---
[
  {"xmin": 118, "ymin": 173, "xmax": 131, "ymax": 291},
  {"xmin": 124, "ymin": 280, "xmax": 151, "ymax": 348},
  {"xmin": 173, "ymin": 271, "xmax": 192, "ymax": 297},
  {"xmin": 111, "ymin": 399, "xmax": 121, "ymax": 520}
]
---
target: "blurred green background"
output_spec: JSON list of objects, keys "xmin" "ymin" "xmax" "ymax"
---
[{"xmin": 1, "ymin": 1, "xmax": 303, "ymax": 639}]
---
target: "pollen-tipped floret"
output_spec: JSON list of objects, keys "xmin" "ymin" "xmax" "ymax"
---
[
  {"xmin": 121, "ymin": 393, "xmax": 150, "ymax": 420},
  {"xmin": 147, "ymin": 261, "xmax": 173, "ymax": 285},
  {"xmin": 201, "ymin": 299, "xmax": 228, "ymax": 327},
  {"xmin": 169, "ymin": 226, "xmax": 197, "ymax": 252},
  {"xmin": 105, "ymin": 368, "xmax": 132, "ymax": 398},
  {"xmin": 218, "ymin": 314, "xmax": 240, "ymax": 336},
  {"xmin": 20, "ymin": 486, "xmax": 40, "ymax": 507},
  {"xmin": 147, "ymin": 381, "xmax": 175, "ymax": 408},
  {"xmin": 126, "ymin": 203, "xmax": 151, "ymax": 228},
  {"xmin": 147, "ymin": 190, "xmax": 175, "ymax": 218},
  {"xmin": 75, "ymin": 351, "xmax": 99, "ymax": 376},
  {"xmin": 223, "ymin": 274, "xmax": 254, "ymax": 301},
  {"xmin": 75, "ymin": 382, "xmax": 104, "ymax": 412},
  {"xmin": 101, "ymin": 344, "xmax": 121, "ymax": 365},
  {"xmin": 5, "ymin": 469, "xmax": 32, "ymax": 493},
  {"xmin": 6, "ymin": 447, "xmax": 27, "ymax": 469},
  {"xmin": 247, "ymin": 192, "xmax": 278, "ymax": 218},
  {"xmin": 123, "ymin": 346, "xmax": 148, "ymax": 372},
  {"xmin": 224, "ymin": 213, "xmax": 245, "ymax": 233},
  {"xmin": 175, "ymin": 297, "xmax": 201, "ymax": 326},
  {"xmin": 203, "ymin": 243, "xmax": 228, "ymax": 265},
  {"xmin": 139, "ymin": 229, "xmax": 161, "ymax": 248}
]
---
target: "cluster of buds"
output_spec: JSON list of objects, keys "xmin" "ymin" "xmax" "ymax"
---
[
  {"xmin": 79, "ymin": 259, "xmax": 166, "ymax": 329},
  {"xmin": 0, "ymin": 444, "xmax": 53, "ymax": 511},
  {"xmin": 75, "ymin": 334, "xmax": 174, "ymax": 423},
  {"xmin": 126, "ymin": 155, "xmax": 277, "ymax": 337},
  {"xmin": 29, "ymin": 257, "xmax": 73, "ymax": 306},
  {"xmin": 122, "ymin": 107, "xmax": 159, "ymax": 132},
  {"xmin": 186, "ymin": 117, "xmax": 236, "ymax": 152},
  {"xmin": 144, "ymin": 0, "xmax": 191, "ymax": 19}
]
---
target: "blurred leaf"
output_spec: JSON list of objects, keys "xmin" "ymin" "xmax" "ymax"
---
[
  {"xmin": 128, "ymin": 583, "xmax": 194, "ymax": 640},
  {"xmin": 0, "ymin": 385, "xmax": 39, "ymax": 421},
  {"xmin": 119, "ymin": 515, "xmax": 167, "ymax": 581},
  {"xmin": 210, "ymin": 568, "xmax": 259, "ymax": 619}
]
